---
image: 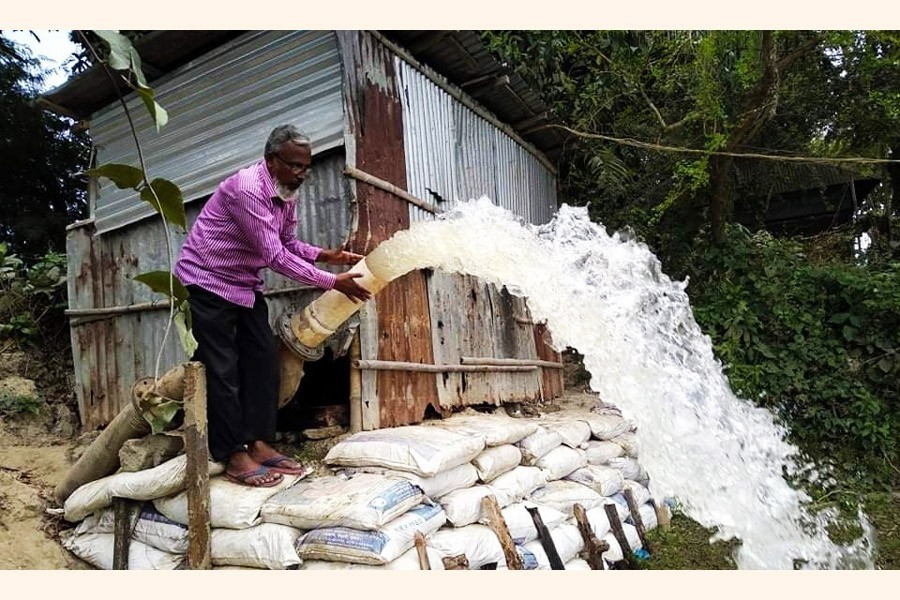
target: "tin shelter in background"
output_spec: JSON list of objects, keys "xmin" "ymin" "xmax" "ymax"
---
[{"xmin": 41, "ymin": 30, "xmax": 568, "ymax": 434}]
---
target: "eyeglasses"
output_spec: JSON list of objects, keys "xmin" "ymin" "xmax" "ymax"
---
[{"xmin": 274, "ymin": 153, "xmax": 312, "ymax": 174}]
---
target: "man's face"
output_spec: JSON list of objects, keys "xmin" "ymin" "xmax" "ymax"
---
[{"xmin": 266, "ymin": 141, "xmax": 312, "ymax": 191}]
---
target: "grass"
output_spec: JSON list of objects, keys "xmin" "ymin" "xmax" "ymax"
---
[{"xmin": 640, "ymin": 513, "xmax": 739, "ymax": 569}]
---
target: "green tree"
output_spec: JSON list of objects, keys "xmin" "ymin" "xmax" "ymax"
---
[{"xmin": 0, "ymin": 34, "xmax": 90, "ymax": 257}]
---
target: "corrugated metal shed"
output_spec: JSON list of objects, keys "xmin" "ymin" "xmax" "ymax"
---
[{"xmin": 89, "ymin": 30, "xmax": 344, "ymax": 234}]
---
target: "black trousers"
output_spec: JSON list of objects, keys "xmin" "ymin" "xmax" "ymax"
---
[{"xmin": 186, "ymin": 285, "xmax": 279, "ymax": 462}]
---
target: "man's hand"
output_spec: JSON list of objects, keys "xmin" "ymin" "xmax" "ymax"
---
[
  {"xmin": 319, "ymin": 248, "xmax": 364, "ymax": 265},
  {"xmin": 333, "ymin": 272, "xmax": 372, "ymax": 303}
]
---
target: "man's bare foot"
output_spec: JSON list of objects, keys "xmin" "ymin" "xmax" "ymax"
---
[{"xmin": 225, "ymin": 450, "xmax": 283, "ymax": 487}]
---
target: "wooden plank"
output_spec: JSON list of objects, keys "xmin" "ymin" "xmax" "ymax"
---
[
  {"xmin": 624, "ymin": 488, "xmax": 652, "ymax": 552},
  {"xmin": 573, "ymin": 503, "xmax": 609, "ymax": 570},
  {"xmin": 526, "ymin": 506, "xmax": 565, "ymax": 570},
  {"xmin": 413, "ymin": 532, "xmax": 431, "ymax": 570},
  {"xmin": 357, "ymin": 302, "xmax": 380, "ymax": 431},
  {"xmin": 481, "ymin": 495, "xmax": 523, "ymax": 570},
  {"xmin": 112, "ymin": 497, "xmax": 136, "ymax": 570},
  {"xmin": 604, "ymin": 503, "xmax": 636, "ymax": 569},
  {"xmin": 183, "ymin": 361, "xmax": 211, "ymax": 570}
]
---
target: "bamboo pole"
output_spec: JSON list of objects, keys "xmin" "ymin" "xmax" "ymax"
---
[
  {"xmin": 460, "ymin": 357, "xmax": 564, "ymax": 369},
  {"xmin": 353, "ymin": 360, "xmax": 538, "ymax": 373},
  {"xmin": 344, "ymin": 166, "xmax": 440, "ymax": 214},
  {"xmin": 184, "ymin": 362, "xmax": 211, "ymax": 570},
  {"xmin": 349, "ymin": 333, "xmax": 363, "ymax": 433}
]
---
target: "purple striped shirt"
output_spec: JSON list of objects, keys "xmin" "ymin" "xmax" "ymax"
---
[{"xmin": 175, "ymin": 160, "xmax": 337, "ymax": 307}]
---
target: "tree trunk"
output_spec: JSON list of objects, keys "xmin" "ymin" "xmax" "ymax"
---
[{"xmin": 710, "ymin": 156, "xmax": 733, "ymax": 244}]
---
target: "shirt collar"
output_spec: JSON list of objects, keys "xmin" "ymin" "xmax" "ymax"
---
[{"xmin": 258, "ymin": 160, "xmax": 280, "ymax": 202}]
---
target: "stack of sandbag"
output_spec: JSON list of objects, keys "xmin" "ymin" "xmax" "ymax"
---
[{"xmin": 60, "ymin": 454, "xmax": 309, "ymax": 570}]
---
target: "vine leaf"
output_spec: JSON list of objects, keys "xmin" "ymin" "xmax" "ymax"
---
[
  {"xmin": 139, "ymin": 178, "xmax": 186, "ymax": 231},
  {"xmin": 133, "ymin": 271, "xmax": 189, "ymax": 303},
  {"xmin": 174, "ymin": 305, "xmax": 198, "ymax": 358},
  {"xmin": 86, "ymin": 163, "xmax": 144, "ymax": 190}
]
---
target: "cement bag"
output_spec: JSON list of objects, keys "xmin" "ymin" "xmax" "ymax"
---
[
  {"xmin": 341, "ymin": 463, "xmax": 478, "ymax": 500},
  {"xmin": 623, "ymin": 480, "xmax": 652, "ymax": 505},
  {"xmin": 489, "ymin": 466, "xmax": 547, "ymax": 505},
  {"xmin": 426, "ymin": 409, "xmax": 537, "ymax": 446},
  {"xmin": 300, "ymin": 546, "xmax": 447, "ymax": 570},
  {"xmin": 584, "ymin": 505, "xmax": 613, "ymax": 538},
  {"xmin": 494, "ymin": 545, "xmax": 540, "ymax": 570},
  {"xmin": 610, "ymin": 432, "xmax": 640, "ymax": 457},
  {"xmin": 479, "ymin": 502, "xmax": 567, "ymax": 544},
  {"xmin": 295, "ymin": 503, "xmax": 445, "ymax": 565},
  {"xmin": 516, "ymin": 426, "xmax": 562, "ymax": 465},
  {"xmin": 324, "ymin": 426, "xmax": 484, "ymax": 477},
  {"xmin": 564, "ymin": 558, "xmax": 593, "ymax": 570},
  {"xmin": 64, "ymin": 455, "xmax": 225, "ymax": 522},
  {"xmin": 211, "ymin": 523, "xmax": 302, "ymax": 569},
  {"xmin": 581, "ymin": 413, "xmax": 633, "ymax": 440},
  {"xmin": 544, "ymin": 418, "xmax": 591, "ymax": 449},
  {"xmin": 604, "ymin": 494, "xmax": 631, "ymax": 521},
  {"xmin": 528, "ymin": 481, "xmax": 604, "ymax": 516},
  {"xmin": 607, "ymin": 457, "xmax": 648, "ymax": 482},
  {"xmin": 471, "ymin": 445, "xmax": 522, "ymax": 483},
  {"xmin": 601, "ymin": 523, "xmax": 642, "ymax": 563},
  {"xmin": 439, "ymin": 485, "xmax": 497, "ymax": 527},
  {"xmin": 86, "ymin": 503, "xmax": 189, "ymax": 554},
  {"xmin": 60, "ymin": 531, "xmax": 184, "ymax": 570},
  {"xmin": 522, "ymin": 523, "xmax": 584, "ymax": 568},
  {"xmin": 261, "ymin": 473, "xmax": 423, "ymax": 530},
  {"xmin": 628, "ymin": 502, "xmax": 659, "ymax": 531},
  {"xmin": 584, "ymin": 440, "xmax": 624, "ymax": 465},
  {"xmin": 535, "ymin": 446, "xmax": 587, "ymax": 481},
  {"xmin": 565, "ymin": 465, "xmax": 625, "ymax": 497},
  {"xmin": 154, "ymin": 472, "xmax": 301, "ymax": 530},
  {"xmin": 427, "ymin": 524, "xmax": 504, "ymax": 569}
]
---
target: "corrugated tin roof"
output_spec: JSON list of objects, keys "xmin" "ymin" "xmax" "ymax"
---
[{"xmin": 39, "ymin": 30, "xmax": 565, "ymax": 160}]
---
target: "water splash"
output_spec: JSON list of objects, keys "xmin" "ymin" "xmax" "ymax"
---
[{"xmin": 370, "ymin": 198, "xmax": 874, "ymax": 569}]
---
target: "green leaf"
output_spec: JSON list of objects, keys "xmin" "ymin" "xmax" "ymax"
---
[
  {"xmin": 93, "ymin": 30, "xmax": 133, "ymax": 71},
  {"xmin": 139, "ymin": 178, "xmax": 185, "ymax": 231},
  {"xmin": 136, "ymin": 85, "xmax": 168, "ymax": 131},
  {"xmin": 877, "ymin": 357, "xmax": 893, "ymax": 373},
  {"xmin": 133, "ymin": 271, "xmax": 189, "ymax": 303},
  {"xmin": 174, "ymin": 305, "xmax": 198, "ymax": 359},
  {"xmin": 86, "ymin": 163, "xmax": 144, "ymax": 189}
]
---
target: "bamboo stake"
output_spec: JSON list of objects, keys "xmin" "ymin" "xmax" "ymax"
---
[
  {"xmin": 184, "ymin": 362, "xmax": 211, "ymax": 570},
  {"xmin": 604, "ymin": 503, "xmax": 637, "ymax": 569},
  {"xmin": 413, "ymin": 532, "xmax": 431, "ymax": 570},
  {"xmin": 349, "ymin": 332, "xmax": 363, "ymax": 433},
  {"xmin": 460, "ymin": 357, "xmax": 564, "ymax": 369},
  {"xmin": 112, "ymin": 497, "xmax": 136, "ymax": 570},
  {"xmin": 353, "ymin": 359, "xmax": 537, "ymax": 373},
  {"xmin": 624, "ymin": 488, "xmax": 652, "ymax": 553},
  {"xmin": 526, "ymin": 506, "xmax": 565, "ymax": 570},
  {"xmin": 573, "ymin": 503, "xmax": 609, "ymax": 570},
  {"xmin": 481, "ymin": 495, "xmax": 523, "ymax": 570}
]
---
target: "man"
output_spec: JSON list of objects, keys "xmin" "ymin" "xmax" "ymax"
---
[{"xmin": 175, "ymin": 124, "xmax": 371, "ymax": 487}]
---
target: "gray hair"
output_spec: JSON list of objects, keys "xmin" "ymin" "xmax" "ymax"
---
[{"xmin": 265, "ymin": 124, "xmax": 311, "ymax": 157}]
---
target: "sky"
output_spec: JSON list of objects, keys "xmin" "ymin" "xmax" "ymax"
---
[{"xmin": 2, "ymin": 29, "xmax": 79, "ymax": 92}]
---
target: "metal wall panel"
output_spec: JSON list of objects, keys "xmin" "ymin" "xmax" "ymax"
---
[
  {"xmin": 67, "ymin": 152, "xmax": 352, "ymax": 429},
  {"xmin": 90, "ymin": 30, "xmax": 344, "ymax": 235},
  {"xmin": 394, "ymin": 54, "xmax": 558, "ymax": 226}
]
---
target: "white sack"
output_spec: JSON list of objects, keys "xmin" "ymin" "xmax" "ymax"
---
[
  {"xmin": 301, "ymin": 546, "xmax": 447, "ymax": 570},
  {"xmin": 64, "ymin": 455, "xmax": 225, "ymax": 522},
  {"xmin": 480, "ymin": 502, "xmax": 567, "ymax": 545},
  {"xmin": 516, "ymin": 426, "xmax": 562, "ymax": 465},
  {"xmin": 341, "ymin": 463, "xmax": 478, "ymax": 500},
  {"xmin": 425, "ymin": 410, "xmax": 537, "ymax": 446},
  {"xmin": 438, "ymin": 485, "xmax": 497, "ymax": 527},
  {"xmin": 471, "ymin": 445, "xmax": 522, "ymax": 483},
  {"xmin": 85, "ymin": 504, "xmax": 189, "ymax": 555},
  {"xmin": 489, "ymin": 466, "xmax": 547, "ymax": 506},
  {"xmin": 211, "ymin": 523, "xmax": 302, "ymax": 570},
  {"xmin": 154, "ymin": 472, "xmax": 300, "ymax": 530},
  {"xmin": 543, "ymin": 418, "xmax": 591, "ymax": 449},
  {"xmin": 535, "ymin": 446, "xmax": 587, "ymax": 481},
  {"xmin": 584, "ymin": 505, "xmax": 613, "ymax": 538},
  {"xmin": 623, "ymin": 479, "xmax": 652, "ymax": 506},
  {"xmin": 522, "ymin": 523, "xmax": 584, "ymax": 568},
  {"xmin": 60, "ymin": 531, "xmax": 184, "ymax": 570},
  {"xmin": 629, "ymin": 502, "xmax": 659, "ymax": 531},
  {"xmin": 604, "ymin": 494, "xmax": 631, "ymax": 521},
  {"xmin": 601, "ymin": 522, "xmax": 642, "ymax": 563},
  {"xmin": 324, "ymin": 426, "xmax": 484, "ymax": 477},
  {"xmin": 528, "ymin": 481, "xmax": 604, "ymax": 516},
  {"xmin": 584, "ymin": 440, "xmax": 625, "ymax": 465},
  {"xmin": 607, "ymin": 457, "xmax": 648, "ymax": 482},
  {"xmin": 565, "ymin": 465, "xmax": 625, "ymax": 497},
  {"xmin": 580, "ymin": 413, "xmax": 633, "ymax": 440},
  {"xmin": 610, "ymin": 432, "xmax": 640, "ymax": 457},
  {"xmin": 295, "ymin": 503, "xmax": 446, "ymax": 565},
  {"xmin": 564, "ymin": 558, "xmax": 594, "ymax": 570},
  {"xmin": 261, "ymin": 473, "xmax": 423, "ymax": 530},
  {"xmin": 427, "ymin": 524, "xmax": 504, "ymax": 569}
]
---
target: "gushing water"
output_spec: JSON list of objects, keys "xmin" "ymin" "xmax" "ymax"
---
[{"xmin": 366, "ymin": 198, "xmax": 874, "ymax": 569}]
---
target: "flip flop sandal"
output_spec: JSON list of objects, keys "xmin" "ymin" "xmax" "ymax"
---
[
  {"xmin": 225, "ymin": 466, "xmax": 284, "ymax": 488},
  {"xmin": 261, "ymin": 455, "xmax": 313, "ymax": 477}
]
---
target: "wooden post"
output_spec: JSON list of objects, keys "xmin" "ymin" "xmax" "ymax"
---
[
  {"xmin": 112, "ymin": 497, "xmax": 137, "ymax": 570},
  {"xmin": 604, "ymin": 503, "xmax": 636, "ymax": 569},
  {"xmin": 481, "ymin": 495, "xmax": 523, "ymax": 570},
  {"xmin": 526, "ymin": 506, "xmax": 565, "ymax": 570},
  {"xmin": 652, "ymin": 499, "xmax": 672, "ymax": 529},
  {"xmin": 624, "ymin": 488, "xmax": 652, "ymax": 553},
  {"xmin": 184, "ymin": 361, "xmax": 211, "ymax": 570},
  {"xmin": 442, "ymin": 555, "xmax": 469, "ymax": 570},
  {"xmin": 573, "ymin": 503, "xmax": 609, "ymax": 570},
  {"xmin": 413, "ymin": 532, "xmax": 431, "ymax": 570},
  {"xmin": 349, "ymin": 332, "xmax": 363, "ymax": 433}
]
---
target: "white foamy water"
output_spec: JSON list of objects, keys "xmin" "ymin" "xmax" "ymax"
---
[{"xmin": 368, "ymin": 198, "xmax": 874, "ymax": 569}]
